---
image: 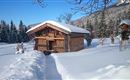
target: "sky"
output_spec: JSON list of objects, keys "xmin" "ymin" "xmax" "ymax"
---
[
  {"xmin": 0, "ymin": 0, "xmax": 78, "ymax": 26},
  {"xmin": 0, "ymin": 0, "xmax": 117, "ymax": 26}
]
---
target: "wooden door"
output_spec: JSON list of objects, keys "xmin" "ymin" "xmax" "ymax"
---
[{"xmin": 48, "ymin": 41, "xmax": 54, "ymax": 50}]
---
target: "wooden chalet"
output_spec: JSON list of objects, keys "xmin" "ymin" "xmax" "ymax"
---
[{"xmin": 27, "ymin": 20, "xmax": 89, "ymax": 53}]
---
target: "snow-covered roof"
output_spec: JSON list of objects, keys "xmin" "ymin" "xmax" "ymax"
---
[
  {"xmin": 119, "ymin": 19, "xmax": 130, "ymax": 26},
  {"xmin": 26, "ymin": 20, "xmax": 90, "ymax": 34}
]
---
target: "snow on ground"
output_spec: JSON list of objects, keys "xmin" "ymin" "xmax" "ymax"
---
[
  {"xmin": 52, "ymin": 38, "xmax": 130, "ymax": 80},
  {"xmin": 0, "ymin": 42, "xmax": 62, "ymax": 80},
  {"xmin": 0, "ymin": 38, "xmax": 130, "ymax": 80},
  {"xmin": 0, "ymin": 43, "xmax": 46, "ymax": 80},
  {"xmin": 0, "ymin": 44, "xmax": 20, "ymax": 72},
  {"xmin": 45, "ymin": 55, "xmax": 62, "ymax": 80}
]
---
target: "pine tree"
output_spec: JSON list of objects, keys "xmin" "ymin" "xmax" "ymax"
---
[
  {"xmin": 18, "ymin": 20, "xmax": 30, "ymax": 42},
  {"xmin": 98, "ymin": 11, "xmax": 107, "ymax": 38},
  {"xmin": 18, "ymin": 20, "xmax": 24, "ymax": 42},
  {"xmin": 0, "ymin": 24, "xmax": 1, "ymax": 41},
  {"xmin": 24, "ymin": 25, "xmax": 30, "ymax": 42},
  {"xmin": 9, "ymin": 20, "xmax": 18, "ymax": 43},
  {"xmin": 6, "ymin": 24, "xmax": 10, "ymax": 42},
  {"xmin": 0, "ymin": 20, "xmax": 8, "ymax": 42},
  {"xmin": 126, "ymin": 5, "xmax": 130, "ymax": 19},
  {"xmin": 0, "ymin": 20, "xmax": 29, "ymax": 43}
]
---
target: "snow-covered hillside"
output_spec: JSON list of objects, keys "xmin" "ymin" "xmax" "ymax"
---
[{"xmin": 0, "ymin": 38, "xmax": 130, "ymax": 80}]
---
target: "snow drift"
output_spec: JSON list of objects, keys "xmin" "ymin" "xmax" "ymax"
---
[
  {"xmin": 0, "ymin": 51, "xmax": 45, "ymax": 80},
  {"xmin": 53, "ymin": 39, "xmax": 130, "ymax": 80}
]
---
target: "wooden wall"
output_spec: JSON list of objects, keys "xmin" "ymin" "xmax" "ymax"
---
[
  {"xmin": 32, "ymin": 24, "xmax": 85, "ymax": 53},
  {"xmin": 69, "ymin": 35, "xmax": 84, "ymax": 52},
  {"xmin": 54, "ymin": 39, "xmax": 65, "ymax": 52},
  {"xmin": 34, "ymin": 38, "xmax": 47, "ymax": 51},
  {"xmin": 34, "ymin": 26, "xmax": 66, "ymax": 52}
]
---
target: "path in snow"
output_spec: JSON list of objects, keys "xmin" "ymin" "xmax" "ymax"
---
[{"xmin": 45, "ymin": 55, "xmax": 62, "ymax": 80}]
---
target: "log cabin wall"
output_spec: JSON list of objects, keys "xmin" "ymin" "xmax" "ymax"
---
[
  {"xmin": 34, "ymin": 26, "xmax": 66, "ymax": 52},
  {"xmin": 64, "ymin": 34, "xmax": 69, "ymax": 52},
  {"xmin": 27, "ymin": 22, "xmax": 87, "ymax": 53},
  {"xmin": 69, "ymin": 33, "xmax": 84, "ymax": 51}
]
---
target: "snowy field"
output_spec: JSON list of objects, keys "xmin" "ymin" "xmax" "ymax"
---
[
  {"xmin": 53, "ymin": 38, "xmax": 130, "ymax": 80},
  {"xmin": 0, "ymin": 38, "xmax": 130, "ymax": 80}
]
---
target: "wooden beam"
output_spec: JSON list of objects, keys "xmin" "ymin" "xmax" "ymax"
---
[
  {"xmin": 35, "ymin": 37, "xmax": 64, "ymax": 40},
  {"xmin": 68, "ymin": 35, "xmax": 70, "ymax": 52}
]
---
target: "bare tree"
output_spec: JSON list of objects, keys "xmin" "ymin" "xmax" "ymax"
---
[
  {"xmin": 66, "ymin": 0, "xmax": 112, "ymax": 14},
  {"xmin": 57, "ymin": 13, "xmax": 74, "ymax": 24},
  {"xmin": 34, "ymin": 0, "xmax": 45, "ymax": 7},
  {"xmin": 35, "ymin": 0, "xmax": 113, "ymax": 14}
]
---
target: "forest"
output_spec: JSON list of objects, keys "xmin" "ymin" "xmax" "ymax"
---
[{"xmin": 0, "ymin": 20, "xmax": 30, "ymax": 43}]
